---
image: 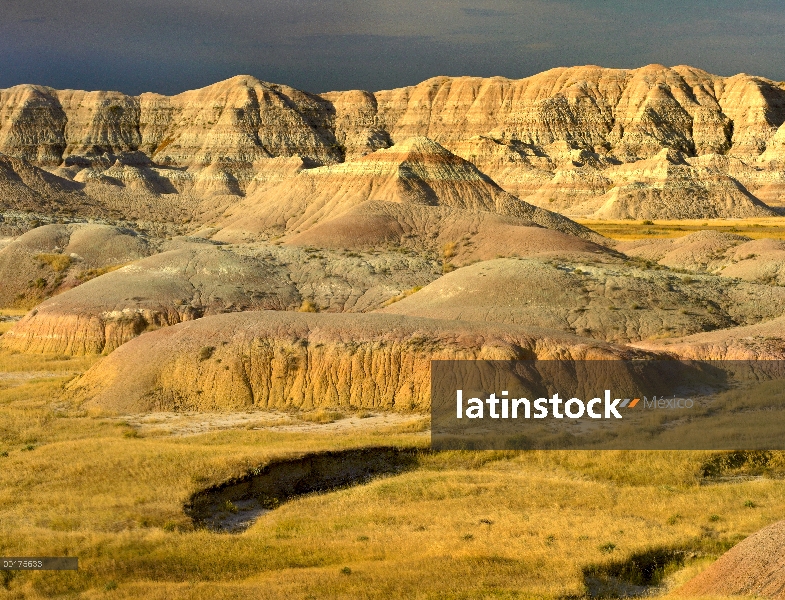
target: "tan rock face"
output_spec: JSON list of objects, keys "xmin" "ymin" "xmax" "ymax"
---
[
  {"xmin": 0, "ymin": 154, "xmax": 99, "ymax": 216},
  {"xmin": 586, "ymin": 150, "xmax": 775, "ymax": 220},
  {"xmin": 66, "ymin": 311, "xmax": 653, "ymax": 413},
  {"xmin": 0, "ymin": 85, "xmax": 67, "ymax": 166},
  {"xmin": 1, "ymin": 65, "xmax": 783, "ymax": 192}
]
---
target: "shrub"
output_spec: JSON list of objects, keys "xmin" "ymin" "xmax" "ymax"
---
[
  {"xmin": 76, "ymin": 263, "xmax": 126, "ymax": 282},
  {"xmin": 382, "ymin": 286, "xmax": 423, "ymax": 307},
  {"xmin": 36, "ymin": 253, "xmax": 71, "ymax": 272},
  {"xmin": 298, "ymin": 299, "xmax": 319, "ymax": 313},
  {"xmin": 300, "ymin": 410, "xmax": 345, "ymax": 424},
  {"xmin": 198, "ymin": 346, "xmax": 215, "ymax": 361}
]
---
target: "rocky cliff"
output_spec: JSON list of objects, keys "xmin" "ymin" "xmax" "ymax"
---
[
  {"xmin": 4, "ymin": 66, "xmax": 784, "ymax": 169},
  {"xmin": 1, "ymin": 65, "xmax": 783, "ymax": 220}
]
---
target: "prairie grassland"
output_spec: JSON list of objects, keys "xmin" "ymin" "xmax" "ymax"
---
[
  {"xmin": 0, "ymin": 352, "xmax": 783, "ymax": 599},
  {"xmin": 577, "ymin": 217, "xmax": 785, "ymax": 241},
  {"xmin": 0, "ymin": 309, "xmax": 28, "ymax": 336}
]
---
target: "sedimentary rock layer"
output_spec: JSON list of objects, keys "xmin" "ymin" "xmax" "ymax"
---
[
  {"xmin": 0, "ymin": 65, "xmax": 782, "ymax": 172},
  {"xmin": 213, "ymin": 136, "xmax": 601, "ymax": 244},
  {"xmin": 67, "ymin": 311, "xmax": 654, "ymax": 413},
  {"xmin": 2, "ymin": 65, "xmax": 783, "ymax": 220}
]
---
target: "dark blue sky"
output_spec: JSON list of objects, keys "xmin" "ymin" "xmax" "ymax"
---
[{"xmin": 2, "ymin": 0, "xmax": 783, "ymax": 95}]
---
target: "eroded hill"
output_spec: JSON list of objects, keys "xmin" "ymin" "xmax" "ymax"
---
[
  {"xmin": 1, "ymin": 65, "xmax": 784, "ymax": 230},
  {"xmin": 2, "ymin": 65, "xmax": 785, "ymax": 412}
]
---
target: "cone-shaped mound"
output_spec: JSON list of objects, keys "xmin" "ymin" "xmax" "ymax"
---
[
  {"xmin": 213, "ymin": 136, "xmax": 601, "ymax": 245},
  {"xmin": 286, "ymin": 200, "xmax": 609, "ymax": 259},
  {"xmin": 587, "ymin": 150, "xmax": 776, "ymax": 219},
  {"xmin": 0, "ymin": 153, "xmax": 99, "ymax": 216}
]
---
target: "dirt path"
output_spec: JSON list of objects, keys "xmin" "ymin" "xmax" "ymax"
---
[{"xmin": 112, "ymin": 410, "xmax": 428, "ymax": 437}]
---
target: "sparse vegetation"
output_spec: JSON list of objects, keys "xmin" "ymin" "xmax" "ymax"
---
[
  {"xmin": 298, "ymin": 299, "xmax": 319, "ymax": 313},
  {"xmin": 299, "ymin": 409, "xmax": 345, "ymax": 424},
  {"xmin": 198, "ymin": 346, "xmax": 215, "ymax": 361},
  {"xmin": 442, "ymin": 241, "xmax": 458, "ymax": 260},
  {"xmin": 36, "ymin": 253, "xmax": 72, "ymax": 272},
  {"xmin": 4, "ymin": 67, "xmax": 785, "ymax": 600},
  {"xmin": 382, "ymin": 286, "xmax": 423, "ymax": 307},
  {"xmin": 2, "ymin": 352, "xmax": 785, "ymax": 597},
  {"xmin": 75, "ymin": 263, "xmax": 127, "ymax": 282}
]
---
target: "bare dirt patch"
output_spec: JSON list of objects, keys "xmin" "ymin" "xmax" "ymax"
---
[{"xmin": 111, "ymin": 410, "xmax": 424, "ymax": 438}]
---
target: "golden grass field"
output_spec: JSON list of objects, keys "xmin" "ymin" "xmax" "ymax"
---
[
  {"xmin": 0, "ymin": 310, "xmax": 27, "ymax": 336},
  {"xmin": 4, "ymin": 222, "xmax": 785, "ymax": 598},
  {"xmin": 0, "ymin": 348, "xmax": 784, "ymax": 599},
  {"xmin": 576, "ymin": 217, "xmax": 785, "ymax": 241}
]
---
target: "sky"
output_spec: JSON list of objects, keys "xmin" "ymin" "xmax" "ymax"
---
[{"xmin": 1, "ymin": 0, "xmax": 784, "ymax": 96}]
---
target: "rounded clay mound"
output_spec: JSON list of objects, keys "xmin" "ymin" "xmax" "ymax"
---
[
  {"xmin": 379, "ymin": 257, "xmax": 785, "ymax": 344},
  {"xmin": 0, "ymin": 223, "xmax": 153, "ymax": 307},
  {"xmin": 677, "ymin": 519, "xmax": 785, "ymax": 598}
]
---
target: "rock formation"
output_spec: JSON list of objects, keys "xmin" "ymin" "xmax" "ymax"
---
[
  {"xmin": 2, "ymin": 65, "xmax": 785, "ymax": 412},
  {"xmin": 0, "ymin": 223, "xmax": 153, "ymax": 307},
  {"xmin": 619, "ymin": 230, "xmax": 785, "ymax": 285},
  {"xmin": 634, "ymin": 314, "xmax": 785, "ymax": 360},
  {"xmin": 378, "ymin": 257, "xmax": 785, "ymax": 343},
  {"xmin": 212, "ymin": 136, "xmax": 601, "ymax": 244},
  {"xmin": 0, "ymin": 244, "xmax": 441, "ymax": 355},
  {"xmin": 1, "ymin": 64, "xmax": 783, "ymax": 225},
  {"xmin": 66, "ymin": 311, "xmax": 654, "ymax": 413}
]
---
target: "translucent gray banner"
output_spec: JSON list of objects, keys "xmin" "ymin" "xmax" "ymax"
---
[
  {"xmin": 1, "ymin": 557, "xmax": 78, "ymax": 570},
  {"xmin": 430, "ymin": 360, "xmax": 785, "ymax": 450}
]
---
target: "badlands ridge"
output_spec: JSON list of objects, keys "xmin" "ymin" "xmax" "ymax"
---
[{"xmin": 0, "ymin": 64, "xmax": 784, "ymax": 412}]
